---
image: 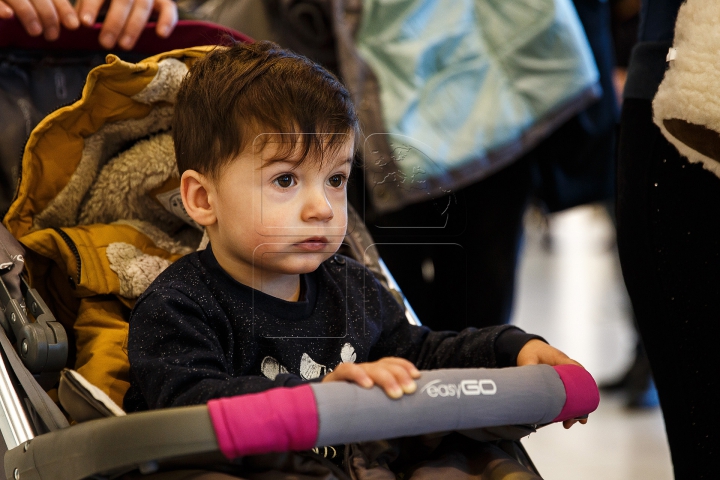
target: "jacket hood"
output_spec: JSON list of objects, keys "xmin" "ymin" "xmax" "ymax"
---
[
  {"xmin": 3, "ymin": 47, "xmax": 216, "ymax": 300},
  {"xmin": 4, "ymin": 46, "xmax": 213, "ymax": 241}
]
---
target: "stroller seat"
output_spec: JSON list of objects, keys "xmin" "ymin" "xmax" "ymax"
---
[{"xmin": 1, "ymin": 26, "xmax": 599, "ymax": 480}]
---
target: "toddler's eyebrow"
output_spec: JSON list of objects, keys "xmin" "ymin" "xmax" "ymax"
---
[
  {"xmin": 332, "ymin": 157, "xmax": 354, "ymax": 167},
  {"xmin": 259, "ymin": 157, "xmax": 302, "ymax": 169},
  {"xmin": 259, "ymin": 156, "xmax": 353, "ymax": 170}
]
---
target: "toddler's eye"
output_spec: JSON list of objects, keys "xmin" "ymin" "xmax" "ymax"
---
[
  {"xmin": 273, "ymin": 174, "xmax": 295, "ymax": 188},
  {"xmin": 327, "ymin": 174, "xmax": 346, "ymax": 188}
]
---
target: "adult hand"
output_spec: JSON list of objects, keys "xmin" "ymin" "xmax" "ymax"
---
[
  {"xmin": 517, "ymin": 339, "xmax": 589, "ymax": 429},
  {"xmin": 0, "ymin": 0, "xmax": 79, "ymax": 40},
  {"xmin": 76, "ymin": 0, "xmax": 178, "ymax": 50},
  {"xmin": 322, "ymin": 357, "xmax": 421, "ymax": 399},
  {"xmin": 0, "ymin": 0, "xmax": 178, "ymax": 50}
]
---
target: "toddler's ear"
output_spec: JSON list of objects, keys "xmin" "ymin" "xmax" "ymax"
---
[{"xmin": 181, "ymin": 170, "xmax": 216, "ymax": 226}]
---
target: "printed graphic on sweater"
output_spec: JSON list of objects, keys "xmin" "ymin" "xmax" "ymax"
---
[{"xmin": 260, "ymin": 342, "xmax": 356, "ymax": 380}]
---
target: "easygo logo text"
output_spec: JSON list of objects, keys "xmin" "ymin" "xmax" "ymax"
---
[{"xmin": 420, "ymin": 379, "xmax": 497, "ymax": 398}]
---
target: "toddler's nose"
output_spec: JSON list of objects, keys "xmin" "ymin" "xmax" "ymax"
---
[{"xmin": 301, "ymin": 188, "xmax": 334, "ymax": 222}]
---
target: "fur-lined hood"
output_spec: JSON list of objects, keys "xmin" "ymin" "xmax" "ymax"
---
[{"xmin": 3, "ymin": 47, "xmax": 213, "ymax": 301}]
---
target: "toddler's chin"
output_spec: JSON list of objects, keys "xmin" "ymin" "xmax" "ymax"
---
[{"xmin": 274, "ymin": 252, "xmax": 336, "ymax": 275}]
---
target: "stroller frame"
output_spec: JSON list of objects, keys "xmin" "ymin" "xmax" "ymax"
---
[
  {"xmin": 0, "ymin": 17, "xmax": 599, "ymax": 480},
  {"xmin": 1, "ymin": 209, "xmax": 567, "ymax": 479}
]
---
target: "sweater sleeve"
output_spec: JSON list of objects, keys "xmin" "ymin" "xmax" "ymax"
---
[
  {"xmin": 125, "ymin": 286, "xmax": 305, "ymax": 411},
  {"xmin": 367, "ymin": 276, "xmax": 541, "ymax": 369}
]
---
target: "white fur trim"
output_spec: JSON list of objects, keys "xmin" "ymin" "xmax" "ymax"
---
[
  {"xmin": 34, "ymin": 57, "xmax": 190, "ymax": 231},
  {"xmin": 132, "ymin": 58, "xmax": 189, "ymax": 105},
  {"xmin": 78, "ymin": 133, "xmax": 181, "ymax": 232},
  {"xmin": 106, "ymin": 242, "xmax": 171, "ymax": 298},
  {"xmin": 653, "ymin": 0, "xmax": 720, "ymax": 178},
  {"xmin": 33, "ymin": 106, "xmax": 174, "ymax": 231},
  {"xmin": 114, "ymin": 219, "xmax": 194, "ymax": 255}
]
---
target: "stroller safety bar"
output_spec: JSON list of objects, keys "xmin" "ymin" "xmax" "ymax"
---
[
  {"xmin": 6, "ymin": 404, "xmax": 216, "ymax": 480},
  {"xmin": 5, "ymin": 364, "xmax": 598, "ymax": 480}
]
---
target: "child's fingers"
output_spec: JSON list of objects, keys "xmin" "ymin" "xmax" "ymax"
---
[
  {"xmin": 380, "ymin": 357, "xmax": 421, "ymax": 378},
  {"xmin": 322, "ymin": 359, "xmax": 420, "ymax": 398},
  {"xmin": 381, "ymin": 362, "xmax": 418, "ymax": 394},
  {"xmin": 362, "ymin": 358, "xmax": 419, "ymax": 397},
  {"xmin": 548, "ymin": 351, "xmax": 583, "ymax": 369},
  {"xmin": 564, "ymin": 358, "xmax": 584, "ymax": 368},
  {"xmin": 517, "ymin": 340, "xmax": 585, "ymax": 368},
  {"xmin": 326, "ymin": 363, "xmax": 373, "ymax": 388},
  {"xmin": 365, "ymin": 366, "xmax": 404, "ymax": 399},
  {"xmin": 563, "ymin": 417, "xmax": 588, "ymax": 429}
]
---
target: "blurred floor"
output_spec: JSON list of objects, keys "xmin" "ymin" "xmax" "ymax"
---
[{"xmin": 511, "ymin": 204, "xmax": 673, "ymax": 479}]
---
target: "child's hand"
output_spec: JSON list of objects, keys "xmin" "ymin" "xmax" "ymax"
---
[
  {"xmin": 562, "ymin": 416, "xmax": 588, "ymax": 429},
  {"xmin": 517, "ymin": 339, "xmax": 589, "ymax": 429},
  {"xmin": 322, "ymin": 357, "xmax": 421, "ymax": 399},
  {"xmin": 516, "ymin": 339, "xmax": 583, "ymax": 368}
]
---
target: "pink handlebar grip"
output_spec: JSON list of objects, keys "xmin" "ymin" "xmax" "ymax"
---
[
  {"xmin": 551, "ymin": 364, "xmax": 600, "ymax": 423},
  {"xmin": 208, "ymin": 384, "xmax": 318, "ymax": 459}
]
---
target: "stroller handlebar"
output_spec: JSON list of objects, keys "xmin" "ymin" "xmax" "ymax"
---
[{"xmin": 5, "ymin": 364, "xmax": 599, "ymax": 480}]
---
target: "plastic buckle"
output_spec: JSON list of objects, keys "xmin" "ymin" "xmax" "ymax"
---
[{"xmin": 1, "ymin": 275, "xmax": 68, "ymax": 383}]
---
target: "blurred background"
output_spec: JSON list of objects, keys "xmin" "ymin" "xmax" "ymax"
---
[
  {"xmin": 1, "ymin": 0, "xmax": 678, "ymax": 477},
  {"xmin": 513, "ymin": 204, "xmax": 672, "ymax": 479}
]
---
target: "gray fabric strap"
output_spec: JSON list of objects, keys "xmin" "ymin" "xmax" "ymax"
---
[{"xmin": 312, "ymin": 365, "xmax": 565, "ymax": 446}]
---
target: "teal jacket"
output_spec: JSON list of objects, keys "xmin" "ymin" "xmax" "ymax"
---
[{"xmin": 335, "ymin": 0, "xmax": 600, "ymax": 212}]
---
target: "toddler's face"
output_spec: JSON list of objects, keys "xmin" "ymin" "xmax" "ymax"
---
[{"xmin": 208, "ymin": 135, "xmax": 353, "ymax": 287}]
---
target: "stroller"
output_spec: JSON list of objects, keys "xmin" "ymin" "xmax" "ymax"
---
[{"xmin": 0, "ymin": 18, "xmax": 598, "ymax": 480}]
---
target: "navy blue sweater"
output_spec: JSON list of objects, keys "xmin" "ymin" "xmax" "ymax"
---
[{"xmin": 124, "ymin": 246, "xmax": 538, "ymax": 412}]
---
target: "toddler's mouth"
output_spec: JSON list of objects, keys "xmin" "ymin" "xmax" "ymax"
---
[{"xmin": 294, "ymin": 237, "xmax": 330, "ymax": 251}]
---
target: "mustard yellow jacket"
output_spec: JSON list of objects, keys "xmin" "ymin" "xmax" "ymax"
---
[{"xmin": 3, "ymin": 47, "xmax": 213, "ymax": 407}]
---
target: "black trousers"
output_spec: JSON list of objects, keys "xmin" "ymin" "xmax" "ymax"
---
[
  {"xmin": 616, "ymin": 98, "xmax": 720, "ymax": 478},
  {"xmin": 366, "ymin": 157, "xmax": 535, "ymax": 331}
]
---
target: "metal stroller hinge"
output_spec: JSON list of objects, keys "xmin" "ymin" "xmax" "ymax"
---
[{"xmin": 0, "ymin": 276, "xmax": 68, "ymax": 376}]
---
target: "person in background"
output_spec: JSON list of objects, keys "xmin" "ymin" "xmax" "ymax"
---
[
  {"xmin": 0, "ymin": 0, "xmax": 177, "ymax": 49},
  {"xmin": 616, "ymin": 0, "xmax": 719, "ymax": 476}
]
